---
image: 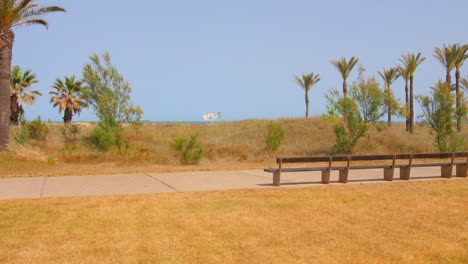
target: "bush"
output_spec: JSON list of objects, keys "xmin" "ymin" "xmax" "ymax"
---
[
  {"xmin": 61, "ymin": 124, "xmax": 81, "ymax": 142},
  {"xmin": 90, "ymin": 124, "xmax": 122, "ymax": 151},
  {"xmin": 264, "ymin": 122, "xmax": 285, "ymax": 152},
  {"xmin": 26, "ymin": 117, "xmax": 49, "ymax": 141},
  {"xmin": 14, "ymin": 117, "xmax": 49, "ymax": 144},
  {"xmin": 172, "ymin": 134, "xmax": 203, "ymax": 165}
]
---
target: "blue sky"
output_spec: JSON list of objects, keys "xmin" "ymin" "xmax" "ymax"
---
[{"xmin": 12, "ymin": 0, "xmax": 468, "ymax": 122}]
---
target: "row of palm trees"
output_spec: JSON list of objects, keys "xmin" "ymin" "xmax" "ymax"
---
[
  {"xmin": 9, "ymin": 65, "xmax": 85, "ymax": 125},
  {"xmin": 295, "ymin": 45, "xmax": 467, "ymax": 133}
]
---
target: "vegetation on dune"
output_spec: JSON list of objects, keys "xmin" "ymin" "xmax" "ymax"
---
[
  {"xmin": 82, "ymin": 52, "xmax": 143, "ymax": 152},
  {"xmin": 0, "ymin": 0, "xmax": 66, "ymax": 151}
]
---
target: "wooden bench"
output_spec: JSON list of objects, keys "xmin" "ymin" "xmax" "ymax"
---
[{"xmin": 264, "ymin": 152, "xmax": 468, "ymax": 186}]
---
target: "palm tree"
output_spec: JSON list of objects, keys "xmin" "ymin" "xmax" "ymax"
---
[
  {"xmin": 50, "ymin": 76, "xmax": 85, "ymax": 124},
  {"xmin": 399, "ymin": 53, "xmax": 426, "ymax": 133},
  {"xmin": 462, "ymin": 76, "xmax": 468, "ymax": 91},
  {"xmin": 433, "ymin": 44, "xmax": 455, "ymax": 85},
  {"xmin": 397, "ymin": 65, "xmax": 411, "ymax": 131},
  {"xmin": 10, "ymin": 65, "xmax": 41, "ymax": 125},
  {"xmin": 294, "ymin": 72, "xmax": 320, "ymax": 118},
  {"xmin": 330, "ymin": 57, "xmax": 359, "ymax": 97},
  {"xmin": 378, "ymin": 67, "xmax": 400, "ymax": 127},
  {"xmin": 0, "ymin": 0, "xmax": 65, "ymax": 150},
  {"xmin": 452, "ymin": 44, "xmax": 467, "ymax": 132}
]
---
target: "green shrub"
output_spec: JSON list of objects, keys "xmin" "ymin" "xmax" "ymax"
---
[
  {"xmin": 14, "ymin": 117, "xmax": 49, "ymax": 144},
  {"xmin": 26, "ymin": 117, "xmax": 49, "ymax": 141},
  {"xmin": 172, "ymin": 134, "xmax": 203, "ymax": 165},
  {"xmin": 61, "ymin": 124, "xmax": 81, "ymax": 142},
  {"xmin": 13, "ymin": 126, "xmax": 29, "ymax": 145},
  {"xmin": 90, "ymin": 124, "xmax": 122, "ymax": 151},
  {"xmin": 264, "ymin": 122, "xmax": 285, "ymax": 152}
]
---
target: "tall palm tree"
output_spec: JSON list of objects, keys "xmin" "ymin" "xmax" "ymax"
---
[
  {"xmin": 294, "ymin": 72, "xmax": 320, "ymax": 118},
  {"xmin": 50, "ymin": 76, "xmax": 85, "ymax": 124},
  {"xmin": 378, "ymin": 67, "xmax": 400, "ymax": 127},
  {"xmin": 10, "ymin": 65, "xmax": 41, "ymax": 125},
  {"xmin": 399, "ymin": 53, "xmax": 425, "ymax": 133},
  {"xmin": 397, "ymin": 65, "xmax": 411, "ymax": 131},
  {"xmin": 0, "ymin": 0, "xmax": 65, "ymax": 150},
  {"xmin": 330, "ymin": 57, "xmax": 359, "ymax": 97},
  {"xmin": 452, "ymin": 44, "xmax": 467, "ymax": 132},
  {"xmin": 433, "ymin": 44, "xmax": 455, "ymax": 85}
]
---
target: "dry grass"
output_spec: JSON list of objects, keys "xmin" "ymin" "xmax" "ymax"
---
[
  {"xmin": 1, "ymin": 118, "xmax": 466, "ymax": 178},
  {"xmin": 0, "ymin": 180, "xmax": 466, "ymax": 263}
]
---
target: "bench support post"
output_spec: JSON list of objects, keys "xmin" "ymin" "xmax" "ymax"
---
[
  {"xmin": 400, "ymin": 167, "xmax": 411, "ymax": 180},
  {"xmin": 441, "ymin": 165, "xmax": 453, "ymax": 178},
  {"xmin": 339, "ymin": 169, "xmax": 349, "ymax": 183},
  {"xmin": 384, "ymin": 167, "xmax": 394, "ymax": 181},
  {"xmin": 456, "ymin": 165, "xmax": 467, "ymax": 177},
  {"xmin": 321, "ymin": 170, "xmax": 330, "ymax": 184},
  {"xmin": 273, "ymin": 171, "xmax": 281, "ymax": 186}
]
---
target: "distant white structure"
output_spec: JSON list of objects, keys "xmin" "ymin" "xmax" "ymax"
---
[{"xmin": 203, "ymin": 112, "xmax": 222, "ymax": 123}]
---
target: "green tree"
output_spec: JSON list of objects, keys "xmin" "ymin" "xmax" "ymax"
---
[
  {"xmin": 10, "ymin": 65, "xmax": 40, "ymax": 125},
  {"xmin": 399, "ymin": 53, "xmax": 425, "ymax": 133},
  {"xmin": 330, "ymin": 57, "xmax": 359, "ymax": 98},
  {"xmin": 452, "ymin": 44, "xmax": 467, "ymax": 132},
  {"xmin": 82, "ymin": 52, "xmax": 143, "ymax": 151},
  {"xmin": 326, "ymin": 69, "xmax": 384, "ymax": 154},
  {"xmin": 82, "ymin": 52, "xmax": 142, "ymax": 126},
  {"xmin": 378, "ymin": 67, "xmax": 402, "ymax": 126},
  {"xmin": 294, "ymin": 72, "xmax": 320, "ymax": 118},
  {"xmin": 0, "ymin": 0, "xmax": 65, "ymax": 150},
  {"xmin": 417, "ymin": 81, "xmax": 455, "ymax": 152},
  {"xmin": 50, "ymin": 76, "xmax": 86, "ymax": 124}
]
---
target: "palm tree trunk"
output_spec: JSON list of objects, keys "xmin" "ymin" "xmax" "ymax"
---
[
  {"xmin": 409, "ymin": 75, "xmax": 414, "ymax": 133},
  {"xmin": 387, "ymin": 105, "xmax": 392, "ymax": 127},
  {"xmin": 10, "ymin": 94, "xmax": 19, "ymax": 126},
  {"xmin": 0, "ymin": 29, "xmax": 14, "ymax": 151},
  {"xmin": 305, "ymin": 93, "xmax": 309, "ymax": 118},
  {"xmin": 343, "ymin": 80, "xmax": 347, "ymax": 98},
  {"xmin": 446, "ymin": 71, "xmax": 451, "ymax": 87},
  {"xmin": 404, "ymin": 80, "xmax": 409, "ymax": 132},
  {"xmin": 455, "ymin": 68, "xmax": 462, "ymax": 132},
  {"xmin": 63, "ymin": 108, "xmax": 73, "ymax": 124}
]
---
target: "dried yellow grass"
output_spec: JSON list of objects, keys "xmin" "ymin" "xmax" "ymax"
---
[{"xmin": 0, "ymin": 180, "xmax": 466, "ymax": 263}]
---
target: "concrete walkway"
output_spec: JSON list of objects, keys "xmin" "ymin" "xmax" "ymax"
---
[{"xmin": 0, "ymin": 167, "xmax": 465, "ymax": 200}]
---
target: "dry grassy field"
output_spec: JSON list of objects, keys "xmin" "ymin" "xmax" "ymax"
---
[
  {"xmin": 0, "ymin": 180, "xmax": 466, "ymax": 263},
  {"xmin": 0, "ymin": 118, "xmax": 466, "ymax": 178}
]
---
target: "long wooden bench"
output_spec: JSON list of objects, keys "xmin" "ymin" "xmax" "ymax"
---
[{"xmin": 264, "ymin": 152, "xmax": 468, "ymax": 186}]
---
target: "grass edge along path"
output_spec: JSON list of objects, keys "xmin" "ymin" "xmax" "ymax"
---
[{"xmin": 0, "ymin": 180, "xmax": 467, "ymax": 263}]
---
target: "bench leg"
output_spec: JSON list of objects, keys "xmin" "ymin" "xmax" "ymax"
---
[
  {"xmin": 384, "ymin": 167, "xmax": 394, "ymax": 181},
  {"xmin": 456, "ymin": 165, "xmax": 467, "ymax": 178},
  {"xmin": 321, "ymin": 170, "xmax": 330, "ymax": 184},
  {"xmin": 273, "ymin": 171, "xmax": 281, "ymax": 186},
  {"xmin": 400, "ymin": 167, "xmax": 411, "ymax": 180},
  {"xmin": 339, "ymin": 169, "xmax": 349, "ymax": 183},
  {"xmin": 441, "ymin": 165, "xmax": 453, "ymax": 178}
]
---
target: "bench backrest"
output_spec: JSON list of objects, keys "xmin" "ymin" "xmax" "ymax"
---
[{"xmin": 276, "ymin": 152, "xmax": 468, "ymax": 164}]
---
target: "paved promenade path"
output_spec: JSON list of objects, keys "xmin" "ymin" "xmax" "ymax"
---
[{"xmin": 0, "ymin": 167, "xmax": 465, "ymax": 200}]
